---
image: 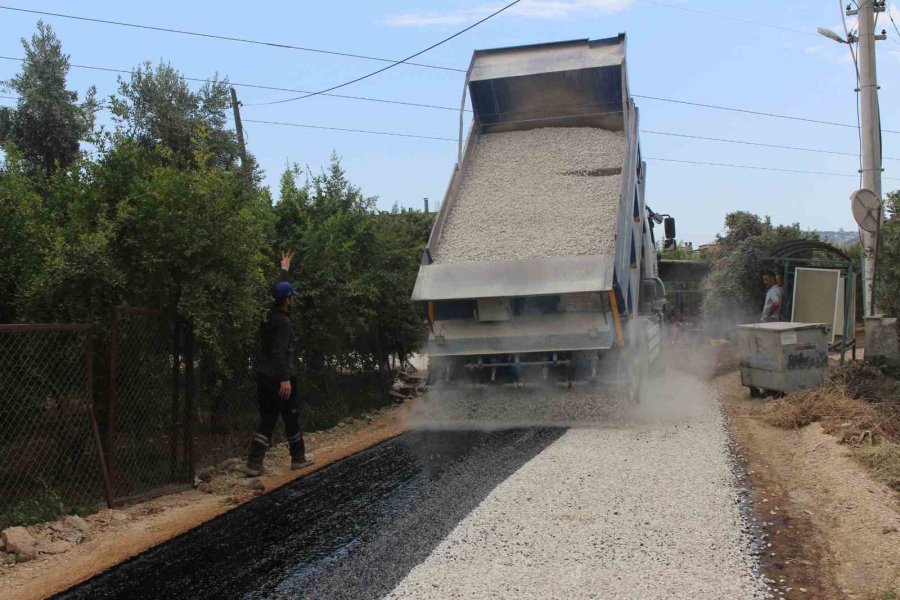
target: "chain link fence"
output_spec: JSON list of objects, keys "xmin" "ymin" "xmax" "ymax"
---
[
  {"xmin": 107, "ymin": 308, "xmax": 193, "ymax": 504},
  {"xmin": 0, "ymin": 325, "xmax": 110, "ymax": 529},
  {"xmin": 192, "ymin": 357, "xmax": 260, "ymax": 474},
  {"xmin": 0, "ymin": 309, "xmax": 398, "ymax": 523}
]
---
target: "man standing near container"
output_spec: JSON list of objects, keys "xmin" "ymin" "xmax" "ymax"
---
[
  {"xmin": 244, "ymin": 251, "xmax": 313, "ymax": 477},
  {"xmin": 760, "ymin": 269, "xmax": 784, "ymax": 323}
]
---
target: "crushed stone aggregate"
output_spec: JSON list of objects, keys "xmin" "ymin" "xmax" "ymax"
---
[
  {"xmin": 387, "ymin": 376, "xmax": 771, "ymax": 599},
  {"xmin": 434, "ymin": 127, "xmax": 624, "ymax": 264}
]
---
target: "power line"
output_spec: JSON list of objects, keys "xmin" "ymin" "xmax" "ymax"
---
[
  {"xmin": 3, "ymin": 54, "xmax": 896, "ymax": 132},
  {"xmin": 3, "ymin": 81, "xmax": 896, "ymax": 162},
  {"xmin": 889, "ymin": 4, "xmax": 900, "ymax": 44},
  {"xmin": 0, "ymin": 55, "xmax": 462, "ymax": 113},
  {"xmin": 645, "ymin": 156, "xmax": 900, "ymax": 181},
  {"xmin": 0, "ymin": 4, "xmax": 464, "ymax": 73},
  {"xmin": 636, "ymin": 0, "xmax": 820, "ymax": 37},
  {"xmin": 642, "ymin": 129, "xmax": 900, "ymax": 161},
  {"xmin": 243, "ymin": 119, "xmax": 457, "ymax": 141},
  {"xmin": 3, "ymin": 91, "xmax": 893, "ymax": 180},
  {"xmin": 634, "ymin": 93, "xmax": 900, "ymax": 134},
  {"xmin": 248, "ymin": 0, "xmax": 521, "ymax": 106}
]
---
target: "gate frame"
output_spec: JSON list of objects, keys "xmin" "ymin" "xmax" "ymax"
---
[{"xmin": 107, "ymin": 307, "xmax": 195, "ymax": 506}]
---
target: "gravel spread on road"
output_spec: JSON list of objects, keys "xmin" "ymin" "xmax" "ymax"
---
[
  {"xmin": 387, "ymin": 377, "xmax": 770, "ymax": 599},
  {"xmin": 433, "ymin": 127, "xmax": 624, "ymax": 264}
]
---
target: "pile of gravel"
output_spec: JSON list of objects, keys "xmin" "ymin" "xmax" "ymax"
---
[
  {"xmin": 388, "ymin": 377, "xmax": 771, "ymax": 599},
  {"xmin": 433, "ymin": 127, "xmax": 625, "ymax": 264}
]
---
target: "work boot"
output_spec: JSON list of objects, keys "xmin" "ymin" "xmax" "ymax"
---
[
  {"xmin": 291, "ymin": 456, "xmax": 314, "ymax": 470},
  {"xmin": 243, "ymin": 460, "xmax": 264, "ymax": 477}
]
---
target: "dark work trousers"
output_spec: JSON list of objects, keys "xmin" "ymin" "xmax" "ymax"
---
[{"xmin": 248, "ymin": 374, "xmax": 304, "ymax": 467}]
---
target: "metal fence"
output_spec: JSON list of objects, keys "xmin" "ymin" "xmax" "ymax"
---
[
  {"xmin": 107, "ymin": 307, "xmax": 194, "ymax": 504},
  {"xmin": 192, "ymin": 358, "xmax": 260, "ymax": 474},
  {"xmin": 0, "ymin": 325, "xmax": 110, "ymax": 529},
  {"xmin": 0, "ymin": 307, "xmax": 395, "ymax": 522}
]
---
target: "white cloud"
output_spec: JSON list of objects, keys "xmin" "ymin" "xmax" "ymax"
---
[{"xmin": 383, "ymin": 0, "xmax": 635, "ymax": 27}]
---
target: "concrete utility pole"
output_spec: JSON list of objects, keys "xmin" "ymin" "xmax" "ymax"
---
[{"xmin": 853, "ymin": 0, "xmax": 886, "ymax": 315}]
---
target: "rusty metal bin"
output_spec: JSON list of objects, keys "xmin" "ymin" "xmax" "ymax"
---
[{"xmin": 737, "ymin": 323, "xmax": 829, "ymax": 395}]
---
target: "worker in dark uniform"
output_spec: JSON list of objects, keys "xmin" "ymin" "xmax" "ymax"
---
[{"xmin": 245, "ymin": 251, "xmax": 313, "ymax": 476}]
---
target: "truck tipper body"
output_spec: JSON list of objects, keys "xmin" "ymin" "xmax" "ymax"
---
[{"xmin": 412, "ymin": 35, "xmax": 668, "ymax": 386}]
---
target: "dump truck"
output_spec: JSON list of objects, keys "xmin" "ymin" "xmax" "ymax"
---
[{"xmin": 412, "ymin": 35, "xmax": 674, "ymax": 390}]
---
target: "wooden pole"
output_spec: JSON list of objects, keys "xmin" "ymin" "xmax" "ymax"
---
[{"xmin": 230, "ymin": 87, "xmax": 248, "ymax": 173}]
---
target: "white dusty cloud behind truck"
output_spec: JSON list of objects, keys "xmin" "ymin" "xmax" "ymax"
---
[{"xmin": 412, "ymin": 35, "xmax": 674, "ymax": 388}]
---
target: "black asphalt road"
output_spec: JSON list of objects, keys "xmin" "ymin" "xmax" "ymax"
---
[{"xmin": 54, "ymin": 428, "xmax": 564, "ymax": 600}]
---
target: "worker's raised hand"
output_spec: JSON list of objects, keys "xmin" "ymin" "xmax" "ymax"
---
[
  {"xmin": 280, "ymin": 250, "xmax": 294, "ymax": 272},
  {"xmin": 278, "ymin": 380, "xmax": 292, "ymax": 400}
]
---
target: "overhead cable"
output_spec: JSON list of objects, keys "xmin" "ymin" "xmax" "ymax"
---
[
  {"xmin": 642, "ymin": 129, "xmax": 900, "ymax": 161},
  {"xmin": 2, "ymin": 55, "xmax": 895, "ymax": 132},
  {"xmin": 246, "ymin": 0, "xmax": 522, "ymax": 106},
  {"xmin": 0, "ymin": 55, "xmax": 461, "ymax": 112},
  {"xmin": 645, "ymin": 156, "xmax": 900, "ymax": 181},
  {"xmin": 0, "ymin": 4, "xmax": 464, "ymax": 73},
  {"xmin": 243, "ymin": 119, "xmax": 457, "ymax": 141},
  {"xmin": 636, "ymin": 0, "xmax": 819, "ymax": 37},
  {"xmin": 634, "ymin": 94, "xmax": 900, "ymax": 134}
]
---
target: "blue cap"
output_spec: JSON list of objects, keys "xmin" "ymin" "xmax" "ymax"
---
[{"xmin": 272, "ymin": 281, "xmax": 299, "ymax": 299}]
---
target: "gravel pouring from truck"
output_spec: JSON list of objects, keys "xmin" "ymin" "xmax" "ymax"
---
[{"xmin": 412, "ymin": 35, "xmax": 672, "ymax": 386}]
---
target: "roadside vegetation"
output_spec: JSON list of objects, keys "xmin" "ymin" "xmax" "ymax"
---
[
  {"xmin": 699, "ymin": 211, "xmax": 818, "ymax": 334},
  {"xmin": 763, "ymin": 361, "xmax": 900, "ymax": 491},
  {"xmin": 0, "ymin": 23, "xmax": 431, "ymax": 430}
]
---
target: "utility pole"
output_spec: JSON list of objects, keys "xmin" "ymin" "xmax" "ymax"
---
[
  {"xmin": 851, "ymin": 0, "xmax": 886, "ymax": 315},
  {"xmin": 230, "ymin": 87, "xmax": 248, "ymax": 173}
]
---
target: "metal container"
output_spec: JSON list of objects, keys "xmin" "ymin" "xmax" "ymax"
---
[{"xmin": 737, "ymin": 323, "xmax": 829, "ymax": 395}]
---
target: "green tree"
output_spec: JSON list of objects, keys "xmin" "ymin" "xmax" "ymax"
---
[
  {"xmin": 0, "ymin": 21, "xmax": 97, "ymax": 177},
  {"xmin": 108, "ymin": 62, "xmax": 248, "ymax": 175},
  {"xmin": 275, "ymin": 157, "xmax": 430, "ymax": 374},
  {"xmin": 0, "ymin": 150, "xmax": 55, "ymax": 322},
  {"xmin": 876, "ymin": 190, "xmax": 900, "ymax": 315},
  {"xmin": 702, "ymin": 211, "xmax": 817, "ymax": 333}
]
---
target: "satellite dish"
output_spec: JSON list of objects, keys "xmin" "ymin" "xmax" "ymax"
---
[{"xmin": 850, "ymin": 188, "xmax": 881, "ymax": 233}]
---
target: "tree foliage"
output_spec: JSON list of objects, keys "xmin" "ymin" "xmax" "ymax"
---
[
  {"xmin": 702, "ymin": 211, "xmax": 817, "ymax": 333},
  {"xmin": 108, "ymin": 62, "xmax": 248, "ymax": 175},
  {"xmin": 0, "ymin": 21, "xmax": 97, "ymax": 177},
  {"xmin": 274, "ymin": 158, "xmax": 429, "ymax": 378},
  {"xmin": 0, "ymin": 22, "xmax": 433, "ymax": 429},
  {"xmin": 876, "ymin": 190, "xmax": 900, "ymax": 316}
]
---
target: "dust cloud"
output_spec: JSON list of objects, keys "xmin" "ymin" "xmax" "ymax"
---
[{"xmin": 406, "ymin": 364, "xmax": 719, "ymax": 432}]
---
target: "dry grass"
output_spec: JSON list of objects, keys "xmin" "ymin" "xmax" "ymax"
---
[
  {"xmin": 762, "ymin": 362, "xmax": 900, "ymax": 492},
  {"xmin": 857, "ymin": 443, "xmax": 900, "ymax": 491},
  {"xmin": 762, "ymin": 385, "xmax": 894, "ymax": 444},
  {"xmin": 762, "ymin": 362, "xmax": 900, "ymax": 445}
]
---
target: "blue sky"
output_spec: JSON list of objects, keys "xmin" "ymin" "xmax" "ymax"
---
[{"xmin": 2, "ymin": 0, "xmax": 899, "ymax": 245}]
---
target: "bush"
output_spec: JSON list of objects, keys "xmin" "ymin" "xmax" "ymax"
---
[{"xmin": 702, "ymin": 211, "xmax": 817, "ymax": 335}]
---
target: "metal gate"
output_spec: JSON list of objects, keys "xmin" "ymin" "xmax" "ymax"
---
[{"xmin": 107, "ymin": 307, "xmax": 194, "ymax": 504}]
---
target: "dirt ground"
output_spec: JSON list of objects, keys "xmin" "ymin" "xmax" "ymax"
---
[
  {"xmin": 0, "ymin": 400, "xmax": 413, "ymax": 600},
  {"xmin": 719, "ymin": 371, "xmax": 900, "ymax": 600}
]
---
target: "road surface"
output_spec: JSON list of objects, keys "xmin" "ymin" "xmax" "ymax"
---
[{"xmin": 56, "ymin": 378, "xmax": 769, "ymax": 599}]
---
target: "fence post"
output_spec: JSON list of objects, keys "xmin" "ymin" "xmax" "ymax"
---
[
  {"xmin": 170, "ymin": 321, "xmax": 182, "ymax": 480},
  {"xmin": 374, "ymin": 325, "xmax": 389, "ymax": 403},
  {"xmin": 183, "ymin": 322, "xmax": 196, "ymax": 482},
  {"xmin": 84, "ymin": 332, "xmax": 113, "ymax": 508},
  {"xmin": 107, "ymin": 307, "xmax": 120, "ymax": 498}
]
